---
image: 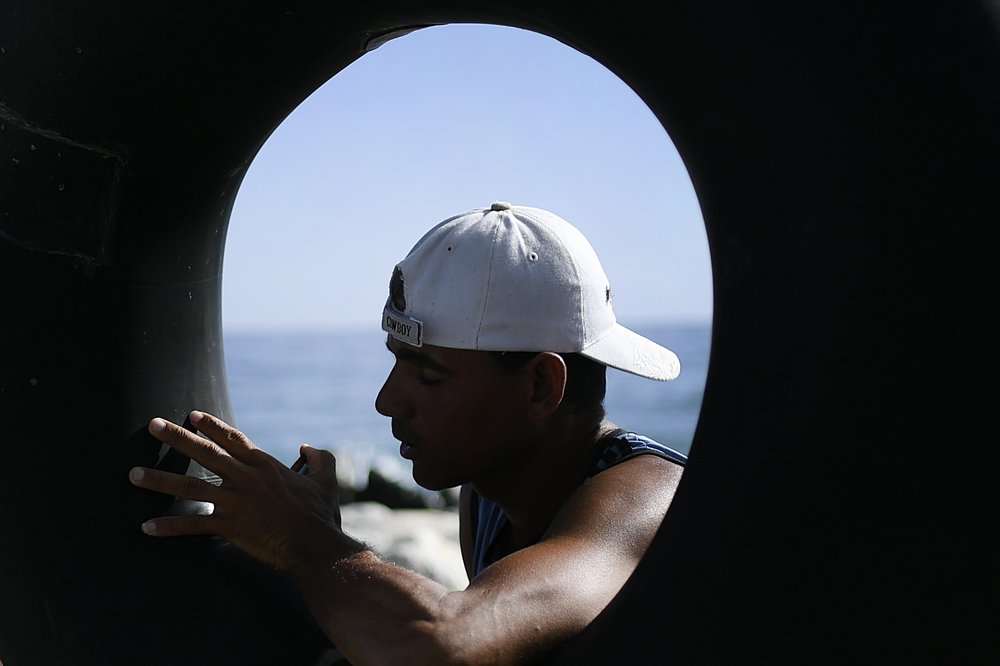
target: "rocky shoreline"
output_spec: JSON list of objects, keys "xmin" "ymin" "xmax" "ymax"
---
[
  {"xmin": 340, "ymin": 502, "xmax": 467, "ymax": 590},
  {"xmin": 337, "ymin": 463, "xmax": 468, "ymax": 590}
]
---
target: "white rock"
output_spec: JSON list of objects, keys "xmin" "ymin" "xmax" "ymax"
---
[{"xmin": 340, "ymin": 502, "xmax": 469, "ymax": 591}]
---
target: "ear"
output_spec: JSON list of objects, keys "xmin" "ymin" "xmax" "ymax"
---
[{"xmin": 524, "ymin": 352, "xmax": 567, "ymax": 420}]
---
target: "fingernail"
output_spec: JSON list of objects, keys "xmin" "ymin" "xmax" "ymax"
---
[
  {"xmin": 141, "ymin": 520, "xmax": 157, "ymax": 535},
  {"xmin": 129, "ymin": 467, "xmax": 145, "ymax": 483},
  {"xmin": 189, "ymin": 411, "xmax": 204, "ymax": 423},
  {"xmin": 149, "ymin": 418, "xmax": 166, "ymax": 434}
]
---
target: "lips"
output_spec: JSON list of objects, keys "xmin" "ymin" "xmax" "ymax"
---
[{"xmin": 392, "ymin": 420, "xmax": 421, "ymax": 460}]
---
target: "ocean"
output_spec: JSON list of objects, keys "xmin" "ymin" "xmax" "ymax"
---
[{"xmin": 223, "ymin": 322, "xmax": 710, "ymax": 489}]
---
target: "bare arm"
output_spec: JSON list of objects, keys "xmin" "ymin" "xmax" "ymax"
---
[
  {"xmin": 130, "ymin": 412, "xmax": 682, "ymax": 665},
  {"xmin": 446, "ymin": 457, "xmax": 682, "ymax": 663}
]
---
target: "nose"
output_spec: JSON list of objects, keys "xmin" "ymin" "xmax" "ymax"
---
[{"xmin": 375, "ymin": 364, "xmax": 413, "ymax": 419}]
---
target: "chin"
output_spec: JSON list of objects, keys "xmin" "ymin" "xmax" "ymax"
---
[{"xmin": 410, "ymin": 464, "xmax": 459, "ymax": 492}]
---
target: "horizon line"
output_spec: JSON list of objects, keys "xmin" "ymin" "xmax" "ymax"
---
[{"xmin": 222, "ymin": 315, "xmax": 713, "ymax": 336}]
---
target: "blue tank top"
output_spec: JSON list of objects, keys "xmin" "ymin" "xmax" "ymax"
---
[{"xmin": 471, "ymin": 430, "xmax": 687, "ymax": 576}]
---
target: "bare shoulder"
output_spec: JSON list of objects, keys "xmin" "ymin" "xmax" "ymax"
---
[{"xmin": 545, "ymin": 455, "xmax": 685, "ymax": 560}]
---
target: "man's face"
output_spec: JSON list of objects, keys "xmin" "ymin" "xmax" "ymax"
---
[{"xmin": 375, "ymin": 337, "xmax": 535, "ymax": 491}]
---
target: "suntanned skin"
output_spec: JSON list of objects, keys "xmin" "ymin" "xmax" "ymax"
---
[{"xmin": 129, "ymin": 339, "xmax": 683, "ymax": 665}]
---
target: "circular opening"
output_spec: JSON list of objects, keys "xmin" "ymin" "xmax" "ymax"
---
[{"xmin": 223, "ymin": 24, "xmax": 712, "ymax": 478}]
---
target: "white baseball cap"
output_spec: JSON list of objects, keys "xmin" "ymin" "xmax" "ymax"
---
[{"xmin": 381, "ymin": 202, "xmax": 680, "ymax": 381}]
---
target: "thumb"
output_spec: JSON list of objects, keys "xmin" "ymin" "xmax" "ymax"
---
[{"xmin": 300, "ymin": 444, "xmax": 337, "ymax": 486}]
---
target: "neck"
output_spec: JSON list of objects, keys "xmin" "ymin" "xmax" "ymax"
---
[{"xmin": 473, "ymin": 412, "xmax": 615, "ymax": 547}]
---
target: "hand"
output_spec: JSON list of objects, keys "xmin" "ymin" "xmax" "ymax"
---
[{"xmin": 129, "ymin": 411, "xmax": 350, "ymax": 572}]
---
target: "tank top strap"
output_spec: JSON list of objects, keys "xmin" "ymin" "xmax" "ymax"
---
[{"xmin": 588, "ymin": 428, "xmax": 687, "ymax": 477}]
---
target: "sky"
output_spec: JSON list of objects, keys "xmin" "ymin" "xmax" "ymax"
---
[{"xmin": 222, "ymin": 24, "xmax": 712, "ymax": 333}]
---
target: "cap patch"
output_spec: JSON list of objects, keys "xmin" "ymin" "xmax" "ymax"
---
[
  {"xmin": 382, "ymin": 306, "xmax": 423, "ymax": 347},
  {"xmin": 389, "ymin": 266, "xmax": 407, "ymax": 311}
]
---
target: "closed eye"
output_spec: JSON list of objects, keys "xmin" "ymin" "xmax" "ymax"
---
[{"xmin": 385, "ymin": 339, "xmax": 451, "ymax": 386}]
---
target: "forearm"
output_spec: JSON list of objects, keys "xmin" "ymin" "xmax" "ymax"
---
[
  {"xmin": 291, "ymin": 533, "xmax": 607, "ymax": 666},
  {"xmin": 291, "ymin": 545, "xmax": 473, "ymax": 666}
]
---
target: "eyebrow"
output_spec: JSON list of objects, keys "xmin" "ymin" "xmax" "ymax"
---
[{"xmin": 385, "ymin": 339, "xmax": 454, "ymax": 375}]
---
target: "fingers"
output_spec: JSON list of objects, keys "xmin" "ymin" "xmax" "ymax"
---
[
  {"xmin": 147, "ymin": 411, "xmax": 265, "ymax": 476},
  {"xmin": 136, "ymin": 413, "xmax": 338, "ymax": 562},
  {"xmin": 186, "ymin": 411, "xmax": 264, "ymax": 466},
  {"xmin": 298, "ymin": 445, "xmax": 343, "ymax": 529},
  {"xmin": 148, "ymin": 415, "xmax": 239, "ymax": 475},
  {"xmin": 129, "ymin": 466, "xmax": 224, "ymax": 504},
  {"xmin": 140, "ymin": 514, "xmax": 218, "ymax": 538},
  {"xmin": 301, "ymin": 445, "xmax": 338, "ymax": 486}
]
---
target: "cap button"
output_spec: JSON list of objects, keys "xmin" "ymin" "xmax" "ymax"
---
[{"xmin": 490, "ymin": 201, "xmax": 512, "ymax": 211}]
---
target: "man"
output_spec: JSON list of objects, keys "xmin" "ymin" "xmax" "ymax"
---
[{"xmin": 129, "ymin": 202, "xmax": 686, "ymax": 664}]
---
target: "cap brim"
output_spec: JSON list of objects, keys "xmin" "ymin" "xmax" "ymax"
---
[{"xmin": 580, "ymin": 325, "xmax": 681, "ymax": 381}]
